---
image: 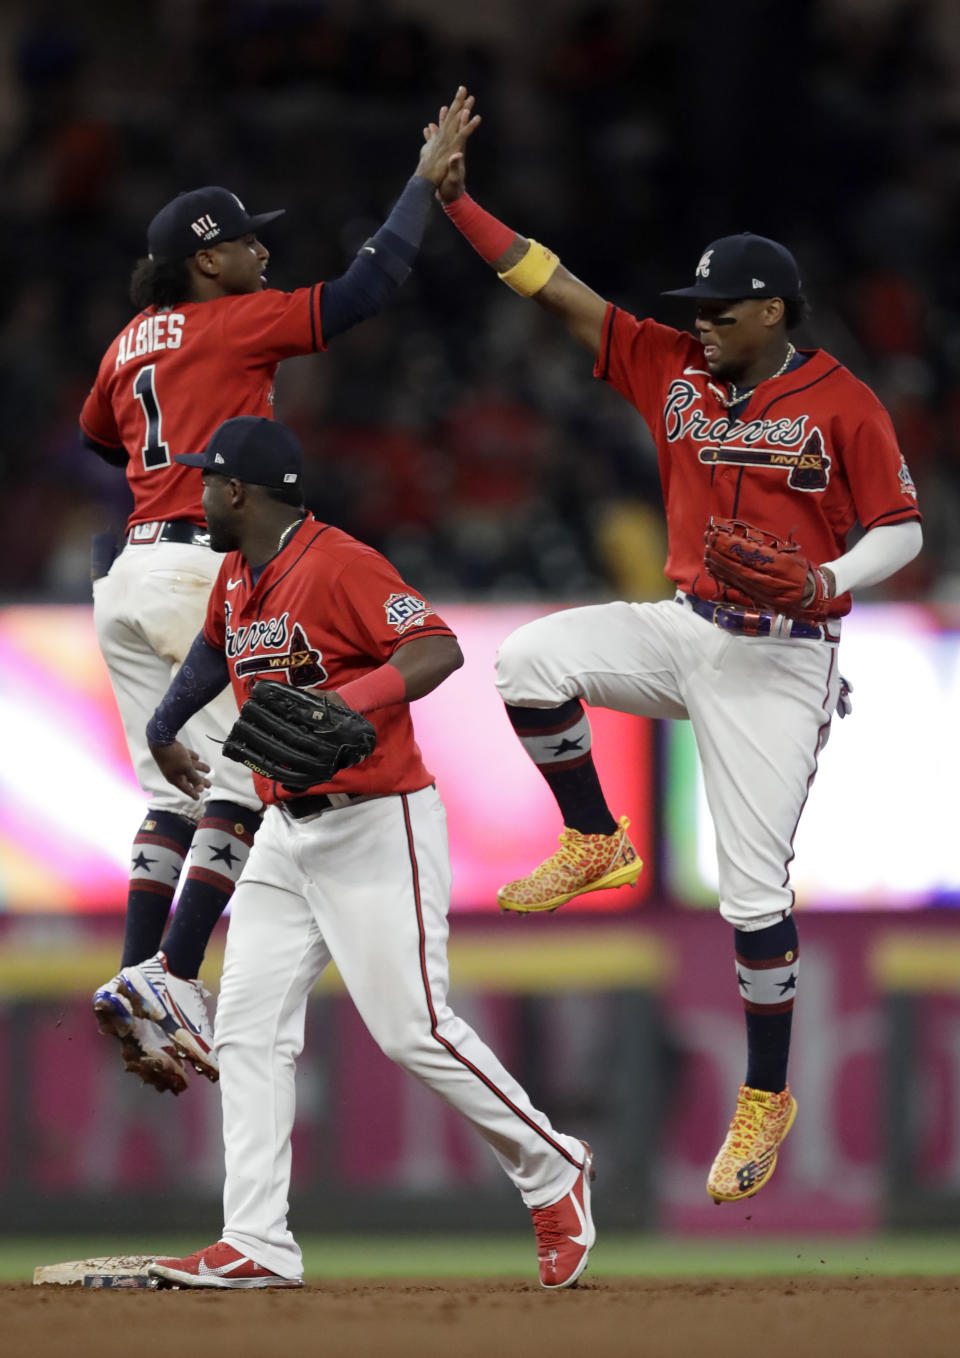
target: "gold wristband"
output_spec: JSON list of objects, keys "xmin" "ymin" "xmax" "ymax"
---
[{"xmin": 497, "ymin": 239, "xmax": 560, "ymax": 297}]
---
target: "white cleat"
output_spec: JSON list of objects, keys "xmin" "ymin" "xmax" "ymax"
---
[
  {"xmin": 119, "ymin": 951, "xmax": 219, "ymax": 1083},
  {"xmin": 93, "ymin": 974, "xmax": 189, "ymax": 1095}
]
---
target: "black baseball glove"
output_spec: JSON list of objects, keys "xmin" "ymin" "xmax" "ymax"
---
[{"xmin": 222, "ymin": 680, "xmax": 377, "ymax": 793}]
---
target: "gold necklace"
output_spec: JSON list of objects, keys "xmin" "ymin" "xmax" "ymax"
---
[
  {"xmin": 721, "ymin": 343, "xmax": 796, "ymax": 409},
  {"xmin": 276, "ymin": 516, "xmax": 304, "ymax": 554}
]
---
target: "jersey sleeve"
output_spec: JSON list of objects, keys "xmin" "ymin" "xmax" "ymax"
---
[
  {"xmin": 839, "ymin": 401, "xmax": 922, "ymax": 530},
  {"xmin": 221, "ymin": 286, "xmax": 326, "ymax": 364},
  {"xmin": 594, "ymin": 304, "xmax": 691, "ymax": 424},
  {"xmin": 202, "ymin": 561, "xmax": 231, "ymax": 649},
  {"xmin": 79, "ymin": 373, "xmax": 124, "ymax": 450},
  {"xmin": 331, "ymin": 551, "xmax": 456, "ymax": 660}
]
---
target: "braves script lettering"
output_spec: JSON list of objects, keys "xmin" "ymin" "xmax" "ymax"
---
[
  {"xmin": 224, "ymin": 603, "xmax": 290, "ymax": 659},
  {"xmin": 662, "ymin": 380, "xmax": 831, "ymax": 491},
  {"xmin": 664, "ymin": 380, "xmax": 809, "ymax": 448}
]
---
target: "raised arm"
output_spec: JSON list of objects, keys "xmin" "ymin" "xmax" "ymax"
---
[
  {"xmin": 320, "ymin": 86, "xmax": 481, "ymax": 342},
  {"xmin": 429, "ymin": 115, "xmax": 608, "ymax": 357}
]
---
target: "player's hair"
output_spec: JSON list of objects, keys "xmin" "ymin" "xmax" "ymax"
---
[
  {"xmin": 129, "ymin": 256, "xmax": 193, "ymax": 309},
  {"xmin": 783, "ymin": 294, "xmax": 811, "ymax": 331}
]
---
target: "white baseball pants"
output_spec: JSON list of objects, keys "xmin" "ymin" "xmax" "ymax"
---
[
  {"xmin": 216, "ymin": 785, "xmax": 585, "ymax": 1280},
  {"xmin": 93, "ymin": 539, "xmax": 259, "ymax": 817},
  {"xmin": 496, "ymin": 596, "xmax": 841, "ymax": 931}
]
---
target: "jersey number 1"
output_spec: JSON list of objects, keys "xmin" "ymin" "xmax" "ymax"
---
[{"xmin": 133, "ymin": 364, "xmax": 170, "ymax": 470}]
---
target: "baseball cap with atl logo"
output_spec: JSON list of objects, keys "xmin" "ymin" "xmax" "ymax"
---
[
  {"xmin": 175, "ymin": 417, "xmax": 302, "ymax": 490},
  {"xmin": 662, "ymin": 233, "xmax": 802, "ymax": 300},
  {"xmin": 147, "ymin": 186, "xmax": 285, "ymax": 260}
]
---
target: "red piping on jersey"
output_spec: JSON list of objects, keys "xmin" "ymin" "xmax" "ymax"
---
[
  {"xmin": 755, "ymin": 363, "xmax": 841, "ymax": 420},
  {"xmin": 780, "ymin": 647, "xmax": 837, "ymax": 911},
  {"xmin": 309, "ymin": 284, "xmax": 319, "ymax": 351},
  {"xmin": 390, "ymin": 625, "xmax": 456, "ymax": 648},
  {"xmin": 725, "ymin": 360, "xmax": 838, "ymax": 519},
  {"xmin": 255, "ymin": 524, "xmax": 331, "ymax": 617},
  {"xmin": 399, "ymin": 793, "xmax": 584, "ymax": 1173},
  {"xmin": 727, "ymin": 362, "xmax": 838, "ymax": 520}
]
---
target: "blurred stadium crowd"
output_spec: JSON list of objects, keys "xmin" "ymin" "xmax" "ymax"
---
[{"xmin": 1, "ymin": 0, "xmax": 959, "ymax": 602}]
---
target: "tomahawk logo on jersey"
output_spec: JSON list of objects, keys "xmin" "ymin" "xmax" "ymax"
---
[
  {"xmin": 203, "ymin": 515, "xmax": 456, "ymax": 802},
  {"xmin": 596, "ymin": 310, "xmax": 920, "ymax": 616},
  {"xmin": 226, "ymin": 611, "xmax": 330, "ymax": 688},
  {"xmin": 78, "ymin": 287, "xmax": 324, "ymax": 530}
]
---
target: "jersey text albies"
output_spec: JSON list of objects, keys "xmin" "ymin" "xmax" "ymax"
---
[{"xmin": 80, "ymin": 287, "xmax": 324, "ymax": 530}]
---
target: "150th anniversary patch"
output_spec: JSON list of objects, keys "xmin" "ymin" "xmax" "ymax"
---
[{"xmin": 384, "ymin": 593, "xmax": 434, "ymax": 634}]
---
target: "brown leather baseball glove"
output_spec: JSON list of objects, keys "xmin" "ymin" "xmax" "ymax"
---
[{"xmin": 703, "ymin": 517, "xmax": 833, "ymax": 622}]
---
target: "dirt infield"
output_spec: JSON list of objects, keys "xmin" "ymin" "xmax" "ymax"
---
[{"xmin": 5, "ymin": 1277, "xmax": 960, "ymax": 1358}]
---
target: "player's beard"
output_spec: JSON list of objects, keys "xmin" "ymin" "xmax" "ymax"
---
[{"xmin": 206, "ymin": 518, "xmax": 240, "ymax": 554}]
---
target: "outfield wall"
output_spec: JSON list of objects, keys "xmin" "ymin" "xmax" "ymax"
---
[
  {"xmin": 0, "ymin": 912, "xmax": 958, "ymax": 1234},
  {"xmin": 1, "ymin": 598, "xmax": 956, "ymax": 1232}
]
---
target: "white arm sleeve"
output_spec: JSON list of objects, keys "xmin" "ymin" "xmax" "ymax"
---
[{"xmin": 824, "ymin": 519, "xmax": 922, "ymax": 597}]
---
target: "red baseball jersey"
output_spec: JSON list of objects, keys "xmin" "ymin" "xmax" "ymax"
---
[
  {"xmin": 203, "ymin": 515, "xmax": 455, "ymax": 804},
  {"xmin": 79, "ymin": 288, "xmax": 325, "ymax": 530},
  {"xmin": 595, "ymin": 307, "xmax": 921, "ymax": 617}
]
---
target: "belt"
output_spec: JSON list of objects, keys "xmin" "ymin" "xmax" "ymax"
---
[
  {"xmin": 281, "ymin": 791, "xmax": 377, "ymax": 820},
  {"xmin": 680, "ymin": 592, "xmax": 841, "ymax": 642},
  {"xmin": 126, "ymin": 520, "xmax": 211, "ymax": 547}
]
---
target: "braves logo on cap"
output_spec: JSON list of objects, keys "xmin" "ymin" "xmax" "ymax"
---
[{"xmin": 695, "ymin": 249, "xmax": 714, "ymax": 279}]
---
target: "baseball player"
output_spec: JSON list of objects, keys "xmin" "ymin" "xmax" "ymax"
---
[
  {"xmin": 121, "ymin": 416, "xmax": 595, "ymax": 1291},
  {"xmin": 432, "ymin": 132, "xmax": 922, "ymax": 1203},
  {"xmin": 79, "ymin": 87, "xmax": 479, "ymax": 1095}
]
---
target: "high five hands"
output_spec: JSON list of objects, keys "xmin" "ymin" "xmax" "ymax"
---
[{"xmin": 416, "ymin": 86, "xmax": 480, "ymax": 190}]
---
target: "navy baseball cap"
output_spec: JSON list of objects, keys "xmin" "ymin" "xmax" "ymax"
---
[
  {"xmin": 663, "ymin": 233, "xmax": 802, "ymax": 300},
  {"xmin": 147, "ymin": 186, "xmax": 285, "ymax": 260},
  {"xmin": 175, "ymin": 417, "xmax": 303, "ymax": 490}
]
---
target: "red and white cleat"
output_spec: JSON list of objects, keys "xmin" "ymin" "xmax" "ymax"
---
[
  {"xmin": 148, "ymin": 1241, "xmax": 302, "ymax": 1289},
  {"xmin": 530, "ymin": 1142, "xmax": 596, "ymax": 1289}
]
